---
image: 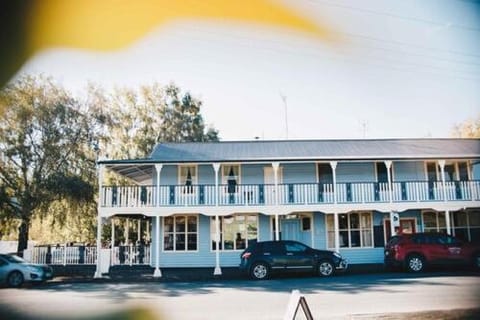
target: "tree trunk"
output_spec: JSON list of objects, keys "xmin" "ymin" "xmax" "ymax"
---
[{"xmin": 17, "ymin": 217, "xmax": 30, "ymax": 256}]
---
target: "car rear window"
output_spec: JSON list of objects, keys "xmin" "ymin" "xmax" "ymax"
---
[{"xmin": 387, "ymin": 236, "xmax": 400, "ymax": 246}]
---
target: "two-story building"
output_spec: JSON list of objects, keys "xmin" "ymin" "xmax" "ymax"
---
[{"xmin": 94, "ymin": 138, "xmax": 480, "ymax": 277}]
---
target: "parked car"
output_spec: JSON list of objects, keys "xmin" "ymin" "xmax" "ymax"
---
[
  {"xmin": 384, "ymin": 232, "xmax": 480, "ymax": 273},
  {"xmin": 0, "ymin": 254, "xmax": 53, "ymax": 287},
  {"xmin": 239, "ymin": 240, "xmax": 348, "ymax": 280}
]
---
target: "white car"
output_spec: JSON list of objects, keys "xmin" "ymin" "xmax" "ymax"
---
[{"xmin": 0, "ymin": 254, "xmax": 53, "ymax": 287}]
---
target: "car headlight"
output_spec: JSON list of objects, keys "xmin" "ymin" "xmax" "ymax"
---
[{"xmin": 333, "ymin": 252, "xmax": 342, "ymax": 259}]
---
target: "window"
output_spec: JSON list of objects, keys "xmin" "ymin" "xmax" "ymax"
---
[
  {"xmin": 317, "ymin": 163, "xmax": 333, "ymax": 184},
  {"xmin": 422, "ymin": 211, "xmax": 446, "ymax": 234},
  {"xmin": 376, "ymin": 162, "xmax": 388, "ymax": 183},
  {"xmin": 179, "ymin": 166, "xmax": 197, "ymax": 194},
  {"xmin": 285, "ymin": 242, "xmax": 308, "ymax": 253},
  {"xmin": 211, "ymin": 214, "xmax": 258, "ymax": 251},
  {"xmin": 426, "ymin": 162, "xmax": 438, "ymax": 181},
  {"xmin": 422, "ymin": 210, "xmax": 480, "ymax": 243},
  {"xmin": 458, "ymin": 162, "xmax": 469, "ymax": 181},
  {"xmin": 326, "ymin": 212, "xmax": 373, "ymax": 248},
  {"xmin": 222, "ymin": 165, "xmax": 240, "ymax": 193},
  {"xmin": 163, "ymin": 215, "xmax": 198, "ymax": 251}
]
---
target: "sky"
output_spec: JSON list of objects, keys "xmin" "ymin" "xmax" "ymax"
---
[{"xmin": 16, "ymin": 0, "xmax": 480, "ymax": 141}]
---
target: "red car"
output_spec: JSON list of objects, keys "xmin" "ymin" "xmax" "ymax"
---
[{"xmin": 384, "ymin": 233, "xmax": 480, "ymax": 272}]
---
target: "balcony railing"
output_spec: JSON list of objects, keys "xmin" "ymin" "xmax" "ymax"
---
[{"xmin": 100, "ymin": 180, "xmax": 480, "ymax": 208}]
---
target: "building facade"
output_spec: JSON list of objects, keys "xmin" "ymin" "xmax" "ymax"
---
[{"xmin": 94, "ymin": 139, "xmax": 480, "ymax": 277}]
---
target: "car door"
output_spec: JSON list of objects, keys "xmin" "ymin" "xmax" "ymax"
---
[
  {"xmin": 284, "ymin": 241, "xmax": 314, "ymax": 271},
  {"xmin": 443, "ymin": 235, "xmax": 467, "ymax": 264},
  {"xmin": 261, "ymin": 242, "xmax": 287, "ymax": 271}
]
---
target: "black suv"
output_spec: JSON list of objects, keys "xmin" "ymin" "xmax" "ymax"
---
[{"xmin": 239, "ymin": 240, "xmax": 348, "ymax": 280}]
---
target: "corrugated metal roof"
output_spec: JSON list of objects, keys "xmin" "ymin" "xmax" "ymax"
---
[
  {"xmin": 100, "ymin": 139, "xmax": 480, "ymax": 183},
  {"xmin": 147, "ymin": 139, "xmax": 480, "ymax": 162}
]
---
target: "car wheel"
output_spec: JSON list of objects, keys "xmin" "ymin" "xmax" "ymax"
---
[
  {"xmin": 7, "ymin": 271, "xmax": 24, "ymax": 288},
  {"xmin": 406, "ymin": 254, "xmax": 425, "ymax": 273},
  {"xmin": 250, "ymin": 262, "xmax": 270, "ymax": 280},
  {"xmin": 318, "ymin": 260, "xmax": 334, "ymax": 277}
]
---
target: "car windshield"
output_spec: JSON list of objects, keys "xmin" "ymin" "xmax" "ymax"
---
[{"xmin": 1, "ymin": 254, "xmax": 25, "ymax": 264}]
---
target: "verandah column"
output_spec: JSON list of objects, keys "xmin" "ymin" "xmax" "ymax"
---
[
  {"xmin": 330, "ymin": 161, "xmax": 340, "ymax": 253},
  {"xmin": 273, "ymin": 162, "xmax": 280, "ymax": 241},
  {"xmin": 153, "ymin": 164, "xmax": 163, "ymax": 278},
  {"xmin": 213, "ymin": 163, "xmax": 222, "ymax": 275},
  {"xmin": 438, "ymin": 160, "xmax": 451, "ymax": 235},
  {"xmin": 94, "ymin": 164, "xmax": 105, "ymax": 278},
  {"xmin": 385, "ymin": 160, "xmax": 396, "ymax": 237},
  {"xmin": 153, "ymin": 215, "xmax": 161, "ymax": 277},
  {"xmin": 111, "ymin": 218, "xmax": 115, "ymax": 266}
]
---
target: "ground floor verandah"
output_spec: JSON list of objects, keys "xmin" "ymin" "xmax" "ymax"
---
[{"xmin": 91, "ymin": 206, "xmax": 480, "ymax": 277}]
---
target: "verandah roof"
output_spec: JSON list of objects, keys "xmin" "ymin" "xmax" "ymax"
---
[{"xmin": 99, "ymin": 138, "xmax": 480, "ymax": 183}]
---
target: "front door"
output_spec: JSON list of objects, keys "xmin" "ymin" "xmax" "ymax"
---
[{"xmin": 281, "ymin": 219, "xmax": 300, "ymax": 241}]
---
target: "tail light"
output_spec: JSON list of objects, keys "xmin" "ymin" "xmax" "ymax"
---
[{"xmin": 242, "ymin": 252, "xmax": 252, "ymax": 259}]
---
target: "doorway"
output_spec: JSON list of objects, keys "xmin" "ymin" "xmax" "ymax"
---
[{"xmin": 384, "ymin": 218, "xmax": 416, "ymax": 242}]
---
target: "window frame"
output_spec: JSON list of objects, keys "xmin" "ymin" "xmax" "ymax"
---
[
  {"xmin": 210, "ymin": 214, "xmax": 258, "ymax": 252},
  {"xmin": 162, "ymin": 215, "xmax": 199, "ymax": 253},
  {"xmin": 326, "ymin": 211, "xmax": 374, "ymax": 249}
]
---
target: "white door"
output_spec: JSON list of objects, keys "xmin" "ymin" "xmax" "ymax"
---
[{"xmin": 264, "ymin": 166, "xmax": 283, "ymax": 204}]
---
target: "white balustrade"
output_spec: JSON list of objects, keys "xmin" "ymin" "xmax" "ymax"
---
[{"xmin": 100, "ymin": 180, "xmax": 480, "ymax": 208}]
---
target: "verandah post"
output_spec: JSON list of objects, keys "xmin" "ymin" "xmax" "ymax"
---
[{"xmin": 213, "ymin": 163, "xmax": 222, "ymax": 275}]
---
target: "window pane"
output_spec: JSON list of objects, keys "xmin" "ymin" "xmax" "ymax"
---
[
  {"xmin": 175, "ymin": 216, "xmax": 186, "ymax": 232},
  {"xmin": 339, "ymin": 231, "xmax": 349, "ymax": 247},
  {"xmin": 423, "ymin": 212, "xmax": 437, "ymax": 229},
  {"xmin": 350, "ymin": 230, "xmax": 361, "ymax": 247},
  {"xmin": 326, "ymin": 215, "xmax": 334, "ymax": 231},
  {"xmin": 164, "ymin": 217, "xmax": 174, "ymax": 232},
  {"xmin": 453, "ymin": 212, "xmax": 468, "ymax": 227},
  {"xmin": 458, "ymin": 162, "xmax": 469, "ymax": 181},
  {"xmin": 470, "ymin": 228, "xmax": 480, "ymax": 243},
  {"xmin": 360, "ymin": 212, "xmax": 372, "ymax": 228},
  {"xmin": 339, "ymin": 214, "xmax": 348, "ymax": 229},
  {"xmin": 175, "ymin": 234, "xmax": 185, "ymax": 251},
  {"xmin": 438, "ymin": 212, "xmax": 446, "ymax": 228},
  {"xmin": 188, "ymin": 216, "xmax": 197, "ymax": 232},
  {"xmin": 350, "ymin": 213, "xmax": 359, "ymax": 229},
  {"xmin": 327, "ymin": 231, "xmax": 335, "ymax": 248},
  {"xmin": 362, "ymin": 230, "xmax": 372, "ymax": 247},
  {"xmin": 453, "ymin": 228, "xmax": 469, "ymax": 242},
  {"xmin": 187, "ymin": 234, "xmax": 197, "ymax": 251},
  {"xmin": 469, "ymin": 211, "xmax": 480, "ymax": 227},
  {"xmin": 164, "ymin": 234, "xmax": 174, "ymax": 251},
  {"xmin": 235, "ymin": 233, "xmax": 246, "ymax": 250}
]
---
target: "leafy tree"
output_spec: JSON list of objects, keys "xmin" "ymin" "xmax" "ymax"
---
[
  {"xmin": 452, "ymin": 116, "xmax": 480, "ymax": 138},
  {"xmin": 87, "ymin": 82, "xmax": 219, "ymax": 160},
  {"xmin": 0, "ymin": 75, "xmax": 95, "ymax": 254}
]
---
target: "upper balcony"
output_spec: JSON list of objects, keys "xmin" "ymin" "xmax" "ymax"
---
[{"xmin": 99, "ymin": 180, "xmax": 480, "ymax": 209}]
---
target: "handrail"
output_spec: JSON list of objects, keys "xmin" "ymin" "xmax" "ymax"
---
[{"xmin": 100, "ymin": 180, "xmax": 480, "ymax": 208}]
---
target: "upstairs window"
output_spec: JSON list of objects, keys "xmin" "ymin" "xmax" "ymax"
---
[
  {"xmin": 317, "ymin": 163, "xmax": 333, "ymax": 184},
  {"xmin": 179, "ymin": 166, "xmax": 197, "ymax": 194},
  {"xmin": 222, "ymin": 165, "xmax": 240, "ymax": 193}
]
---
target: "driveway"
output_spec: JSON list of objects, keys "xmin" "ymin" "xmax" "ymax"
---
[{"xmin": 1, "ymin": 272, "xmax": 479, "ymax": 319}]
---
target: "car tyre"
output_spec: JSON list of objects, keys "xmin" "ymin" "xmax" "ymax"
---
[
  {"xmin": 406, "ymin": 254, "xmax": 425, "ymax": 273},
  {"xmin": 7, "ymin": 271, "xmax": 24, "ymax": 288},
  {"xmin": 250, "ymin": 262, "xmax": 270, "ymax": 280},
  {"xmin": 318, "ymin": 260, "xmax": 334, "ymax": 277}
]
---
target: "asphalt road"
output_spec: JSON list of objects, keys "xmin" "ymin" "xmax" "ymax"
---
[{"xmin": 1, "ymin": 272, "xmax": 479, "ymax": 320}]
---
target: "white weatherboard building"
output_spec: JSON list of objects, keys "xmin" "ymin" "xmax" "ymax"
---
[{"xmin": 94, "ymin": 138, "xmax": 480, "ymax": 277}]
